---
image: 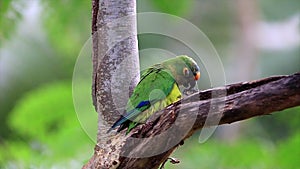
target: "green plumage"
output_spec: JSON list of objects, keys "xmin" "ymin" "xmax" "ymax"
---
[{"xmin": 109, "ymin": 55, "xmax": 200, "ymax": 134}]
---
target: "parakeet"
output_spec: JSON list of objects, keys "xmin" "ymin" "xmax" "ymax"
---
[{"xmin": 108, "ymin": 55, "xmax": 200, "ymax": 134}]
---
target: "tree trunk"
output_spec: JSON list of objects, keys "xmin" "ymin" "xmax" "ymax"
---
[{"xmin": 89, "ymin": 0, "xmax": 139, "ymax": 168}]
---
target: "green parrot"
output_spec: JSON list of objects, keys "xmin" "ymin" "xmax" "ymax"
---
[{"xmin": 108, "ymin": 55, "xmax": 200, "ymax": 134}]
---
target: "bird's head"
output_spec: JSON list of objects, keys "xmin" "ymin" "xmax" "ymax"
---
[{"xmin": 163, "ymin": 55, "xmax": 200, "ymax": 90}]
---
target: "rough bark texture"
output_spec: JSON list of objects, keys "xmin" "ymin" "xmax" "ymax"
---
[
  {"xmin": 92, "ymin": 0, "xmax": 139, "ymax": 126},
  {"xmin": 90, "ymin": 0, "xmax": 139, "ymax": 168},
  {"xmin": 84, "ymin": 72, "xmax": 300, "ymax": 169}
]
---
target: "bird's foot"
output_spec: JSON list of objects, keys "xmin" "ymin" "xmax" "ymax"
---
[{"xmin": 160, "ymin": 157, "xmax": 180, "ymax": 169}]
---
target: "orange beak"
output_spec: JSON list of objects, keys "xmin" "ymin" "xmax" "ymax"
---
[{"xmin": 194, "ymin": 72, "xmax": 200, "ymax": 80}]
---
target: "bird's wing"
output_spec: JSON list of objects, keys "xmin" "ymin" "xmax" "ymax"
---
[
  {"xmin": 109, "ymin": 67, "xmax": 176, "ymax": 131},
  {"xmin": 127, "ymin": 67, "xmax": 176, "ymax": 112}
]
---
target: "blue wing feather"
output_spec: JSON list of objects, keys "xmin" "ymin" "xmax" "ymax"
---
[
  {"xmin": 136, "ymin": 101, "xmax": 151, "ymax": 108},
  {"xmin": 108, "ymin": 100, "xmax": 152, "ymax": 132}
]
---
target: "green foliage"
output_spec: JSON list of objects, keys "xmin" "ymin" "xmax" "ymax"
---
[
  {"xmin": 151, "ymin": 0, "xmax": 193, "ymax": 16},
  {"xmin": 41, "ymin": 0, "xmax": 91, "ymax": 58},
  {"xmin": 38, "ymin": 0, "xmax": 91, "ymax": 76},
  {"xmin": 0, "ymin": 0, "xmax": 91, "ymax": 139},
  {"xmin": 0, "ymin": 0, "xmax": 23, "ymax": 42},
  {"xmin": 276, "ymin": 133, "xmax": 300, "ymax": 169},
  {"xmin": 0, "ymin": 82, "xmax": 93, "ymax": 168},
  {"xmin": 281, "ymin": 107, "xmax": 300, "ymax": 131}
]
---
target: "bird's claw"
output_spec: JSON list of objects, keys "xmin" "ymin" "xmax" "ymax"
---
[
  {"xmin": 168, "ymin": 157, "xmax": 180, "ymax": 164},
  {"xmin": 160, "ymin": 157, "xmax": 180, "ymax": 169}
]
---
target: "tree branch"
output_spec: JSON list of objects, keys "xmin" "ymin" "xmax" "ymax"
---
[{"xmin": 84, "ymin": 72, "xmax": 300, "ymax": 169}]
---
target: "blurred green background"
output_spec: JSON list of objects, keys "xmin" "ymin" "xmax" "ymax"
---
[{"xmin": 0, "ymin": 0, "xmax": 299, "ymax": 168}]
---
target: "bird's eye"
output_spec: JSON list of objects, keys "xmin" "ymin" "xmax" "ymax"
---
[{"xmin": 183, "ymin": 67, "xmax": 189, "ymax": 76}]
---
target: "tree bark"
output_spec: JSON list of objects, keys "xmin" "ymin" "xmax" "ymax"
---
[
  {"xmin": 90, "ymin": 0, "xmax": 139, "ymax": 168},
  {"xmin": 92, "ymin": 0, "xmax": 139, "ymax": 126}
]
